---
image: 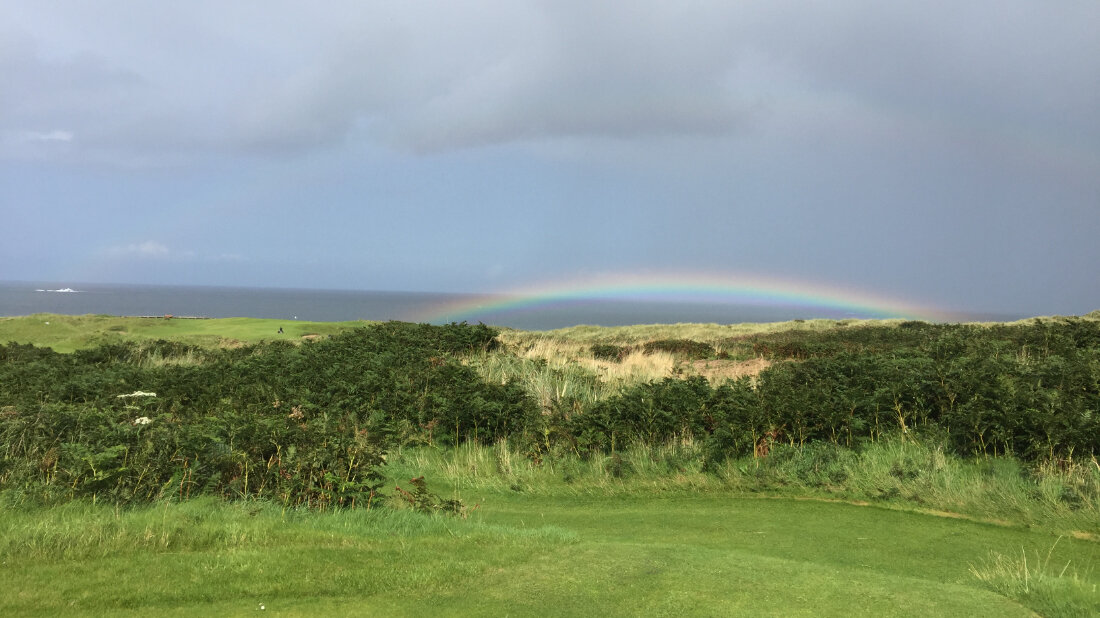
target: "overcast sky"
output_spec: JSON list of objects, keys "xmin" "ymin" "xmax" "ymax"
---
[{"xmin": 2, "ymin": 1, "xmax": 1098, "ymax": 316}]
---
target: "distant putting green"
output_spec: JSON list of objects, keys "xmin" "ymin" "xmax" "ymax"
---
[{"xmin": 0, "ymin": 313, "xmax": 370, "ymax": 352}]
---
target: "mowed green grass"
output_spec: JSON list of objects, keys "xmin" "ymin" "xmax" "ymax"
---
[
  {"xmin": 2, "ymin": 493, "xmax": 1096, "ymax": 617},
  {"xmin": 0, "ymin": 314, "xmax": 369, "ymax": 352}
]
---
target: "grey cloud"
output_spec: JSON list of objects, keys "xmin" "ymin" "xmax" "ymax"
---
[
  {"xmin": 0, "ymin": 31, "xmax": 146, "ymax": 157},
  {"xmin": 20, "ymin": 130, "xmax": 74, "ymax": 142},
  {"xmin": 390, "ymin": 2, "xmax": 754, "ymax": 150},
  {"xmin": 101, "ymin": 241, "xmax": 245, "ymax": 263},
  {"xmin": 0, "ymin": 3, "xmax": 758, "ymax": 159},
  {"xmin": 2, "ymin": 1, "xmax": 1098, "ymax": 162},
  {"xmin": 103, "ymin": 241, "xmax": 172, "ymax": 259},
  {"xmin": 745, "ymin": 2, "xmax": 1100, "ymax": 146}
]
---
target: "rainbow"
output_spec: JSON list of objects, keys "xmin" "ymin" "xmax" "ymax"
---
[{"xmin": 414, "ymin": 271, "xmax": 958, "ymax": 324}]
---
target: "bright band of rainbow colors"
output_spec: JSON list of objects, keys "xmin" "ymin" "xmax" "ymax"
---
[{"xmin": 414, "ymin": 272, "xmax": 960, "ymax": 324}]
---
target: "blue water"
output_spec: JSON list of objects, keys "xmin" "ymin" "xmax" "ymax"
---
[{"xmin": 0, "ymin": 281, "xmax": 1019, "ymax": 330}]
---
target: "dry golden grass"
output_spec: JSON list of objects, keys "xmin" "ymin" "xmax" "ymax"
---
[
  {"xmin": 498, "ymin": 333, "xmax": 679, "ymax": 384},
  {"xmin": 489, "ymin": 329, "xmax": 773, "ymax": 398},
  {"xmin": 467, "ymin": 322, "xmax": 815, "ymax": 412},
  {"xmin": 507, "ymin": 318, "xmax": 903, "ymax": 345}
]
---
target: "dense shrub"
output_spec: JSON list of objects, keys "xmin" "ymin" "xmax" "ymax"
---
[
  {"xmin": 571, "ymin": 320, "xmax": 1100, "ymax": 463},
  {"xmin": 642, "ymin": 339, "xmax": 715, "ymax": 359},
  {"xmin": 3, "ymin": 318, "xmax": 1098, "ymax": 506},
  {"xmin": 590, "ymin": 344, "xmax": 629, "ymax": 362},
  {"xmin": 570, "ymin": 377, "xmax": 712, "ymax": 453},
  {"xmin": 0, "ymin": 322, "xmax": 537, "ymax": 507}
]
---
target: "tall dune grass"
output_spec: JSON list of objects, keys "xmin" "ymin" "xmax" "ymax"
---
[
  {"xmin": 468, "ymin": 330, "xmax": 774, "ymax": 413},
  {"xmin": 386, "ymin": 439, "xmax": 1100, "ymax": 537},
  {"xmin": 0, "ymin": 493, "xmax": 574, "ymax": 564},
  {"xmin": 464, "ymin": 338, "xmax": 683, "ymax": 412}
]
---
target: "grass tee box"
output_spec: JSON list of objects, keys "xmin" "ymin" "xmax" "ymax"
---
[{"xmin": 1, "ymin": 490, "xmax": 1097, "ymax": 616}]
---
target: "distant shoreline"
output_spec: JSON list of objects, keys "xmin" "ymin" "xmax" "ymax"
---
[{"xmin": 0, "ymin": 280, "xmax": 1036, "ymax": 329}]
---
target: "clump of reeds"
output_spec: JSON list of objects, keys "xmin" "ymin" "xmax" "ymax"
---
[{"xmin": 969, "ymin": 538, "xmax": 1099, "ymax": 616}]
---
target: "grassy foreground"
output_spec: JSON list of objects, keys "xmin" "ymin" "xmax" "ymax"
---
[
  {"xmin": 2, "ymin": 442, "xmax": 1098, "ymax": 617},
  {"xmin": 2, "ymin": 313, "xmax": 1099, "ymax": 616},
  {"xmin": 2, "ymin": 473, "xmax": 1097, "ymax": 617}
]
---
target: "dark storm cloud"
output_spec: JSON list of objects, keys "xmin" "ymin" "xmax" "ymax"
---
[
  {"xmin": 3, "ymin": 1, "xmax": 1098, "ymax": 161},
  {"xmin": 2, "ymin": 1, "xmax": 1098, "ymax": 315},
  {"xmin": 1, "ymin": 2, "xmax": 751, "ymax": 158}
]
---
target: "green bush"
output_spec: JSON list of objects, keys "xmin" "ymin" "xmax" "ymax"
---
[
  {"xmin": 3, "ymin": 318, "xmax": 1099, "ymax": 508},
  {"xmin": 571, "ymin": 319, "xmax": 1100, "ymax": 463},
  {"xmin": 642, "ymin": 339, "xmax": 715, "ymax": 359},
  {"xmin": 590, "ymin": 344, "xmax": 629, "ymax": 362},
  {"xmin": 0, "ymin": 322, "xmax": 537, "ymax": 508}
]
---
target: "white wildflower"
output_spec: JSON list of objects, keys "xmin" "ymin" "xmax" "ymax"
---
[{"xmin": 133, "ymin": 417, "xmax": 153, "ymax": 425}]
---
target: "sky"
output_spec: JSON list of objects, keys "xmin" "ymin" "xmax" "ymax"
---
[{"xmin": 2, "ymin": 1, "xmax": 1099, "ymax": 318}]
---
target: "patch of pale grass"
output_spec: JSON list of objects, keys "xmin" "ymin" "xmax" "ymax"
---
[
  {"xmin": 475, "ymin": 331, "xmax": 772, "ymax": 413},
  {"xmin": 497, "ymin": 331, "xmax": 762, "ymax": 384},
  {"xmin": 503, "ymin": 318, "xmax": 901, "ymax": 345},
  {"xmin": 135, "ymin": 350, "xmax": 206, "ymax": 368},
  {"xmin": 579, "ymin": 349, "xmax": 679, "ymax": 384},
  {"xmin": 466, "ymin": 351, "xmax": 606, "ymax": 411}
]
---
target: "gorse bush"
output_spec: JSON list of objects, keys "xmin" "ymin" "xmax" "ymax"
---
[
  {"xmin": 565, "ymin": 337, "xmax": 1100, "ymax": 462},
  {"xmin": 1, "ymin": 401, "xmax": 390, "ymax": 509},
  {"xmin": 569, "ymin": 376, "xmax": 714, "ymax": 453},
  {"xmin": 0, "ymin": 322, "xmax": 536, "ymax": 508},
  {"xmin": 590, "ymin": 344, "xmax": 629, "ymax": 362},
  {"xmin": 642, "ymin": 339, "xmax": 715, "ymax": 359},
  {"xmin": 2, "ymin": 317, "xmax": 1099, "ymax": 509}
]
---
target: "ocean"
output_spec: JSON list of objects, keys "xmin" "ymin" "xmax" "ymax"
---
[{"xmin": 0, "ymin": 281, "xmax": 1019, "ymax": 330}]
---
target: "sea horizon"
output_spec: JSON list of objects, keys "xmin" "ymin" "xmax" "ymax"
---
[{"xmin": 0, "ymin": 280, "xmax": 1032, "ymax": 330}]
